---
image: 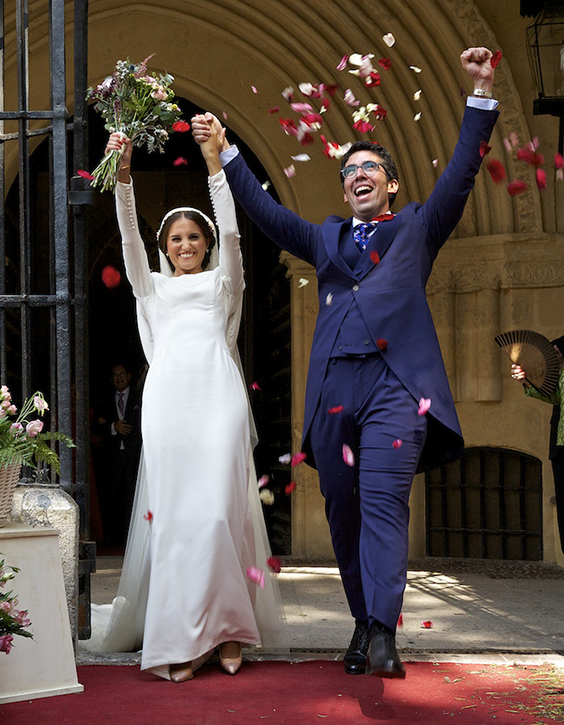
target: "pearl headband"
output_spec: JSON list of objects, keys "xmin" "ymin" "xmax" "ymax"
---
[{"xmin": 156, "ymin": 206, "xmax": 217, "ymax": 242}]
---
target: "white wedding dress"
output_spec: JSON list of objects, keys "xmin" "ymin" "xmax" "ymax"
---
[{"xmin": 81, "ymin": 170, "xmax": 283, "ymax": 678}]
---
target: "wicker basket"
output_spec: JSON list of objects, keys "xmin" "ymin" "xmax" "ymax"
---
[{"xmin": 0, "ymin": 462, "xmax": 22, "ymax": 527}]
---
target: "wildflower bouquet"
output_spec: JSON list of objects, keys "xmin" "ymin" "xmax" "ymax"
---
[
  {"xmin": 0, "ymin": 554, "xmax": 33, "ymax": 654},
  {"xmin": 86, "ymin": 55, "xmax": 183, "ymax": 192},
  {"xmin": 0, "ymin": 386, "xmax": 75, "ymax": 474}
]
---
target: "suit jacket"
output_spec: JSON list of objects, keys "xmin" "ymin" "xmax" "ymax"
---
[
  {"xmin": 225, "ymin": 105, "xmax": 499, "ymax": 472},
  {"xmin": 97, "ymin": 387, "xmax": 142, "ymax": 456}
]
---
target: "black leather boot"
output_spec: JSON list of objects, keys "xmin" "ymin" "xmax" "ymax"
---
[
  {"xmin": 343, "ymin": 619, "xmax": 370, "ymax": 674},
  {"xmin": 366, "ymin": 620, "xmax": 406, "ymax": 678}
]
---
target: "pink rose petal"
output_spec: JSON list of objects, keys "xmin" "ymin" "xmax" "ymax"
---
[
  {"xmin": 291, "ymin": 452, "xmax": 307, "ymax": 467},
  {"xmin": 392, "ymin": 439, "xmax": 403, "ymax": 449},
  {"xmin": 251, "ymin": 85, "xmax": 258, "ymax": 94},
  {"xmin": 507, "ymin": 179, "xmax": 528, "ymax": 196},
  {"xmin": 77, "ymin": 169, "xmax": 95, "ymax": 180},
  {"xmin": 328, "ymin": 405, "xmax": 344, "ymax": 415},
  {"xmin": 173, "ymin": 157, "xmax": 188, "ymax": 166},
  {"xmin": 555, "ymin": 153, "xmax": 564, "ymax": 170},
  {"xmin": 258, "ymin": 475, "xmax": 270, "ymax": 488},
  {"xmin": 284, "ymin": 165, "xmax": 296, "ymax": 178},
  {"xmin": 418, "ymin": 398, "xmax": 431, "ymax": 416},
  {"xmin": 536, "ymin": 168, "xmax": 547, "ymax": 191},
  {"xmin": 342, "ymin": 444, "xmax": 355, "ymax": 467},
  {"xmin": 251, "ymin": 381, "xmax": 262, "ymax": 391},
  {"xmin": 247, "ymin": 566, "xmax": 265, "ymax": 589},
  {"xmin": 268, "ymin": 106, "xmax": 280, "ymax": 114},
  {"xmin": 337, "ymin": 55, "xmax": 349, "ymax": 71}
]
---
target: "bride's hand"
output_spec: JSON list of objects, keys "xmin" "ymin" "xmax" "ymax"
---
[{"xmin": 106, "ymin": 132, "xmax": 133, "ymax": 182}]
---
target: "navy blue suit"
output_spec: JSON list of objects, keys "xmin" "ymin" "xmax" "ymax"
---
[{"xmin": 224, "ymin": 104, "xmax": 498, "ymax": 629}]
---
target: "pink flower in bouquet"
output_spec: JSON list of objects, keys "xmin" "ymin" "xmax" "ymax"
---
[
  {"xmin": 33, "ymin": 395, "xmax": 49, "ymax": 412},
  {"xmin": 10, "ymin": 423, "xmax": 23, "ymax": 434},
  {"xmin": 0, "ymin": 635, "xmax": 14, "ymax": 654},
  {"xmin": 151, "ymin": 86, "xmax": 168, "ymax": 101},
  {"xmin": 14, "ymin": 610, "xmax": 31, "ymax": 628},
  {"xmin": 26, "ymin": 419, "xmax": 44, "ymax": 438}
]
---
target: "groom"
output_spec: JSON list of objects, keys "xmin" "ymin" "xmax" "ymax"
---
[{"xmin": 193, "ymin": 47, "xmax": 498, "ymax": 678}]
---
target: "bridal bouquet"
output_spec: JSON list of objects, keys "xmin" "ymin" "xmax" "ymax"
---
[
  {"xmin": 0, "ymin": 555, "xmax": 33, "ymax": 654},
  {"xmin": 0, "ymin": 387, "xmax": 75, "ymax": 474},
  {"xmin": 86, "ymin": 55, "xmax": 183, "ymax": 192}
]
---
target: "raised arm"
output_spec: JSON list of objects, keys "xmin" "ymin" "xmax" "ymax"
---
[
  {"xmin": 196, "ymin": 119, "xmax": 244, "ymax": 297},
  {"xmin": 420, "ymin": 47, "xmax": 499, "ymax": 255},
  {"xmin": 107, "ymin": 133, "xmax": 153, "ymax": 299}
]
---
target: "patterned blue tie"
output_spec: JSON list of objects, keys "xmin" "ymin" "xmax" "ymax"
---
[{"xmin": 353, "ymin": 222, "xmax": 376, "ymax": 251}]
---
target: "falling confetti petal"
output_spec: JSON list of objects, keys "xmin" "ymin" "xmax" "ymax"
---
[
  {"xmin": 337, "ymin": 55, "xmax": 349, "ymax": 71},
  {"xmin": 261, "ymin": 180, "xmax": 271, "ymax": 191},
  {"xmin": 413, "ymin": 90, "xmax": 422, "ymax": 101},
  {"xmin": 291, "ymin": 102, "xmax": 314, "ymax": 113},
  {"xmin": 509, "ymin": 131, "xmax": 519, "ymax": 147},
  {"xmin": 392, "ymin": 439, "xmax": 403, "ymax": 449},
  {"xmin": 370, "ymin": 251, "xmax": 380, "ymax": 265},
  {"xmin": 251, "ymin": 381, "xmax": 262, "ymax": 391},
  {"xmin": 259, "ymin": 488, "xmax": 275, "ymax": 505},
  {"xmin": 382, "ymin": 33, "xmax": 396, "ymax": 47},
  {"xmin": 342, "ymin": 444, "xmax": 355, "ymax": 467},
  {"xmin": 247, "ymin": 566, "xmax": 265, "ymax": 589},
  {"xmin": 291, "ymin": 452, "xmax": 307, "ymax": 467},
  {"xmin": 490, "ymin": 50, "xmax": 502, "ymax": 69},
  {"xmin": 77, "ymin": 169, "xmax": 95, "ymax": 180},
  {"xmin": 344, "ymin": 89, "xmax": 360, "ymax": 107},
  {"xmin": 258, "ymin": 475, "xmax": 270, "ymax": 488},
  {"xmin": 298, "ymin": 278, "xmax": 309, "ymax": 287},
  {"xmin": 291, "ymin": 154, "xmax": 311, "ymax": 162},
  {"xmin": 143, "ymin": 510, "xmax": 153, "ymax": 523},
  {"xmin": 414, "ymin": 112, "xmax": 422, "ymax": 122},
  {"xmin": 503, "ymin": 137, "xmax": 513, "ymax": 154},
  {"xmin": 507, "ymin": 180, "xmax": 528, "ymax": 196},
  {"xmin": 325, "ymin": 292, "xmax": 333, "ymax": 306},
  {"xmin": 279, "ymin": 453, "xmax": 292, "ymax": 465},
  {"xmin": 101, "ymin": 265, "xmax": 121, "ymax": 288},
  {"xmin": 486, "ymin": 159, "xmax": 506, "ymax": 183},
  {"xmin": 536, "ymin": 168, "xmax": 547, "ymax": 191},
  {"xmin": 172, "ymin": 120, "xmax": 191, "ymax": 132},
  {"xmin": 268, "ymin": 106, "xmax": 280, "ymax": 114},
  {"xmin": 282, "ymin": 86, "xmax": 294, "ymax": 102},
  {"xmin": 421, "ymin": 620, "xmax": 433, "ymax": 628},
  {"xmin": 222, "ymin": 111, "xmax": 228, "ymax": 121},
  {"xmin": 376, "ymin": 338, "xmax": 388, "ymax": 350},
  {"xmin": 409, "ymin": 65, "xmax": 422, "ymax": 73},
  {"xmin": 397, "ymin": 613, "xmax": 404, "ymax": 627},
  {"xmin": 418, "ymin": 398, "xmax": 431, "ymax": 416},
  {"xmin": 173, "ymin": 157, "xmax": 188, "ymax": 166},
  {"xmin": 479, "ymin": 141, "xmax": 492, "ymax": 157},
  {"xmin": 285, "ymin": 481, "xmax": 297, "ymax": 495},
  {"xmin": 267, "ymin": 556, "xmax": 282, "ymax": 573},
  {"xmin": 432, "ymin": 158, "xmax": 439, "ymax": 168},
  {"xmin": 328, "ymin": 405, "xmax": 344, "ymax": 414},
  {"xmin": 555, "ymin": 153, "xmax": 564, "ymax": 170},
  {"xmin": 378, "ymin": 58, "xmax": 392, "ymax": 71},
  {"xmin": 284, "ymin": 165, "xmax": 296, "ymax": 178},
  {"xmin": 251, "ymin": 85, "xmax": 258, "ymax": 94}
]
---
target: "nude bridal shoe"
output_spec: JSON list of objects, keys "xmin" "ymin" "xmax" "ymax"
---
[
  {"xmin": 169, "ymin": 661, "xmax": 194, "ymax": 683},
  {"xmin": 219, "ymin": 641, "xmax": 242, "ymax": 675}
]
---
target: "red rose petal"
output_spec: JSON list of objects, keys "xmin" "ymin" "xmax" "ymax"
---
[
  {"xmin": 173, "ymin": 157, "xmax": 188, "ymax": 166},
  {"xmin": 77, "ymin": 169, "xmax": 95, "ymax": 180},
  {"xmin": 285, "ymin": 481, "xmax": 297, "ymax": 495},
  {"xmin": 421, "ymin": 620, "xmax": 433, "ymax": 628},
  {"xmin": 536, "ymin": 168, "xmax": 547, "ymax": 191},
  {"xmin": 479, "ymin": 141, "xmax": 491, "ymax": 158},
  {"xmin": 267, "ymin": 556, "xmax": 282, "ymax": 574},
  {"xmin": 490, "ymin": 50, "xmax": 502, "ymax": 69},
  {"xmin": 507, "ymin": 179, "xmax": 528, "ymax": 196},
  {"xmin": 397, "ymin": 613, "xmax": 404, "ymax": 627},
  {"xmin": 376, "ymin": 338, "xmax": 388, "ymax": 351},
  {"xmin": 172, "ymin": 120, "xmax": 191, "ymax": 132},
  {"xmin": 378, "ymin": 58, "xmax": 392, "ymax": 71},
  {"xmin": 143, "ymin": 510, "xmax": 153, "ymax": 523},
  {"xmin": 328, "ymin": 405, "xmax": 344, "ymax": 415},
  {"xmin": 101, "ymin": 265, "xmax": 121, "ymax": 288},
  {"xmin": 251, "ymin": 381, "xmax": 262, "ymax": 391},
  {"xmin": 291, "ymin": 452, "xmax": 307, "ymax": 467},
  {"xmin": 555, "ymin": 153, "xmax": 564, "ymax": 170},
  {"xmin": 370, "ymin": 251, "xmax": 380, "ymax": 265},
  {"xmin": 268, "ymin": 106, "xmax": 280, "ymax": 114},
  {"xmin": 486, "ymin": 159, "xmax": 506, "ymax": 183},
  {"xmin": 392, "ymin": 439, "xmax": 403, "ymax": 449}
]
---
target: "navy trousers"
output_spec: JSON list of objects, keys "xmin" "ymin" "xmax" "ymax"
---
[{"xmin": 310, "ymin": 354, "xmax": 427, "ymax": 631}]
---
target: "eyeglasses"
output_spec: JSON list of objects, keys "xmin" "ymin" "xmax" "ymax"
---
[{"xmin": 341, "ymin": 160, "xmax": 387, "ymax": 180}]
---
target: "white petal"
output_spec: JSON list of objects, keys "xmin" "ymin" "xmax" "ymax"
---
[
  {"xmin": 291, "ymin": 154, "xmax": 311, "ymax": 162},
  {"xmin": 298, "ymin": 278, "xmax": 309, "ymax": 288},
  {"xmin": 325, "ymin": 293, "xmax": 333, "ymax": 306},
  {"xmin": 262, "ymin": 180, "xmax": 272, "ymax": 191},
  {"xmin": 382, "ymin": 33, "xmax": 396, "ymax": 47},
  {"xmin": 409, "ymin": 65, "xmax": 422, "ymax": 73},
  {"xmin": 413, "ymin": 89, "xmax": 422, "ymax": 101},
  {"xmin": 414, "ymin": 112, "xmax": 422, "ymax": 121}
]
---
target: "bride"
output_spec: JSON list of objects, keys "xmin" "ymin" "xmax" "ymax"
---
[{"xmin": 82, "ymin": 121, "xmax": 282, "ymax": 681}]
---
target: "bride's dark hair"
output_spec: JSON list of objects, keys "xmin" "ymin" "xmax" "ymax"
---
[{"xmin": 158, "ymin": 211, "xmax": 216, "ymax": 272}]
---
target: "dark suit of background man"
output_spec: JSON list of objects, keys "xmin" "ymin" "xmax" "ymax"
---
[
  {"xmin": 96, "ymin": 363, "xmax": 141, "ymax": 548},
  {"xmin": 193, "ymin": 47, "xmax": 499, "ymax": 679}
]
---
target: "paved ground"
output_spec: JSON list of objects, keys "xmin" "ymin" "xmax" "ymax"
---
[{"xmin": 78, "ymin": 556, "xmax": 564, "ymax": 667}]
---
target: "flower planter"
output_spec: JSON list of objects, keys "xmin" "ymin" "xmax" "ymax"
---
[{"xmin": 0, "ymin": 463, "xmax": 21, "ymax": 528}]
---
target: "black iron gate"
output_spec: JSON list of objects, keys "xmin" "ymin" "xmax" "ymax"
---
[{"xmin": 0, "ymin": 0, "xmax": 94, "ymax": 636}]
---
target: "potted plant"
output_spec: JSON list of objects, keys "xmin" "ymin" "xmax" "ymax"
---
[
  {"xmin": 0, "ymin": 554, "xmax": 33, "ymax": 653},
  {"xmin": 0, "ymin": 386, "xmax": 74, "ymax": 526}
]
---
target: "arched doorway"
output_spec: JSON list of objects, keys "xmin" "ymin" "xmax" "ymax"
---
[{"xmin": 425, "ymin": 447, "xmax": 543, "ymax": 561}]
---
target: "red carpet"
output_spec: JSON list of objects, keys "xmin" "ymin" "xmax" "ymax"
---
[{"xmin": 1, "ymin": 660, "xmax": 562, "ymax": 724}]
